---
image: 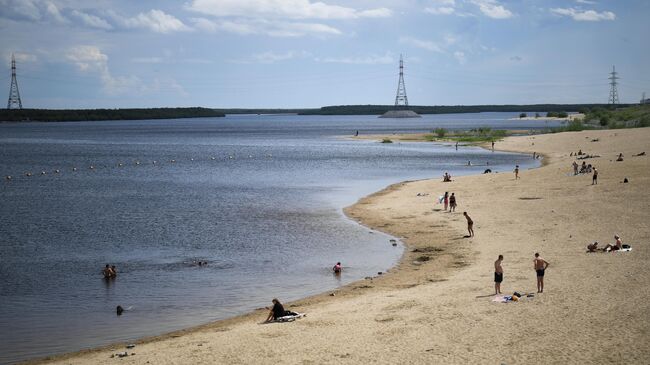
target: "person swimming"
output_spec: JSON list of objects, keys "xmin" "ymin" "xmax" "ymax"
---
[{"xmin": 333, "ymin": 262, "xmax": 342, "ymax": 274}]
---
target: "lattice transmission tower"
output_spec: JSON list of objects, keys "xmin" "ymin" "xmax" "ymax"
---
[
  {"xmin": 608, "ymin": 65, "xmax": 619, "ymax": 105},
  {"xmin": 7, "ymin": 53, "xmax": 23, "ymax": 109},
  {"xmin": 394, "ymin": 54, "xmax": 409, "ymax": 108}
]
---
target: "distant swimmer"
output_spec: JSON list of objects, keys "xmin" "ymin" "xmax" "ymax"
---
[
  {"xmin": 333, "ymin": 262, "xmax": 342, "ymax": 274},
  {"xmin": 102, "ymin": 264, "xmax": 112, "ymax": 279}
]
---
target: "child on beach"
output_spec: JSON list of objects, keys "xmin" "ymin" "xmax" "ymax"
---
[
  {"xmin": 514, "ymin": 165, "xmax": 520, "ymax": 180},
  {"xmin": 463, "ymin": 212, "xmax": 474, "ymax": 237},
  {"xmin": 449, "ymin": 193, "xmax": 457, "ymax": 212},
  {"xmin": 592, "ymin": 168, "xmax": 598, "ymax": 185}
]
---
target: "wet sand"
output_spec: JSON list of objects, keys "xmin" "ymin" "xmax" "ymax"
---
[{"xmin": 34, "ymin": 128, "xmax": 650, "ymax": 364}]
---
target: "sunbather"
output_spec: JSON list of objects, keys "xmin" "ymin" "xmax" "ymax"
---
[
  {"xmin": 587, "ymin": 241, "xmax": 599, "ymax": 252},
  {"xmin": 603, "ymin": 235, "xmax": 623, "ymax": 251},
  {"xmin": 265, "ymin": 298, "xmax": 285, "ymax": 322}
]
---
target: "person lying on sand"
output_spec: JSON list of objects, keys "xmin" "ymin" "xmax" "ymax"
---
[
  {"xmin": 587, "ymin": 242, "xmax": 599, "ymax": 252},
  {"xmin": 603, "ymin": 235, "xmax": 623, "ymax": 252},
  {"xmin": 616, "ymin": 153, "xmax": 624, "ymax": 162}
]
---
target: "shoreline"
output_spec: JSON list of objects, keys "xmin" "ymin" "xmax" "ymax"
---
[
  {"xmin": 24, "ymin": 142, "xmax": 512, "ymax": 364},
  {"xmin": 31, "ymin": 128, "xmax": 650, "ymax": 364}
]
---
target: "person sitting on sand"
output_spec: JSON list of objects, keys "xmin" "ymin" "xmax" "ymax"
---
[
  {"xmin": 443, "ymin": 172, "xmax": 452, "ymax": 182},
  {"xmin": 603, "ymin": 235, "xmax": 623, "ymax": 252},
  {"xmin": 333, "ymin": 262, "xmax": 342, "ymax": 274},
  {"xmin": 580, "ymin": 161, "xmax": 587, "ymax": 173},
  {"xmin": 578, "ymin": 149, "xmax": 583, "ymax": 155},
  {"xmin": 587, "ymin": 241, "xmax": 599, "ymax": 252},
  {"xmin": 616, "ymin": 153, "xmax": 624, "ymax": 162},
  {"xmin": 265, "ymin": 298, "xmax": 286, "ymax": 322}
]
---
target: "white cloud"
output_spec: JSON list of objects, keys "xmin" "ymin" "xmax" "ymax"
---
[
  {"xmin": 316, "ymin": 53, "xmax": 394, "ymax": 65},
  {"xmin": 235, "ymin": 50, "xmax": 310, "ymax": 64},
  {"xmin": 399, "ymin": 36, "xmax": 444, "ymax": 53},
  {"xmin": 425, "ymin": 7, "xmax": 455, "ymax": 15},
  {"xmin": 45, "ymin": 1, "xmax": 68, "ymax": 24},
  {"xmin": 576, "ymin": 0, "xmax": 596, "ymax": 4},
  {"xmin": 471, "ymin": 0, "xmax": 513, "ymax": 19},
  {"xmin": 453, "ymin": 51, "xmax": 466, "ymax": 64},
  {"xmin": 550, "ymin": 7, "xmax": 615, "ymax": 21},
  {"xmin": 509, "ymin": 55, "xmax": 523, "ymax": 62},
  {"xmin": 4, "ymin": 52, "xmax": 38, "ymax": 64},
  {"xmin": 186, "ymin": 0, "xmax": 391, "ymax": 19},
  {"xmin": 191, "ymin": 18, "xmax": 341, "ymax": 37},
  {"xmin": 131, "ymin": 57, "xmax": 164, "ymax": 64},
  {"xmin": 66, "ymin": 46, "xmax": 139, "ymax": 94},
  {"xmin": 0, "ymin": 0, "xmax": 42, "ymax": 21},
  {"xmin": 71, "ymin": 10, "xmax": 112, "ymax": 30},
  {"xmin": 118, "ymin": 9, "xmax": 191, "ymax": 33}
]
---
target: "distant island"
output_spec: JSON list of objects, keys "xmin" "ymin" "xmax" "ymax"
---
[
  {"xmin": 1, "ymin": 104, "xmax": 637, "ymax": 122},
  {"xmin": 0, "ymin": 107, "xmax": 225, "ymax": 122}
]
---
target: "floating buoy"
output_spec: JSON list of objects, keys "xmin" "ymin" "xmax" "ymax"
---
[
  {"xmin": 25, "ymin": 172, "xmax": 32, "ymax": 177},
  {"xmin": 135, "ymin": 161, "xmax": 140, "ymax": 165},
  {"xmin": 170, "ymin": 159, "xmax": 176, "ymax": 163},
  {"xmin": 118, "ymin": 163, "xmax": 123, "ymax": 167},
  {"xmin": 211, "ymin": 157, "xmax": 215, "ymax": 160},
  {"xmin": 190, "ymin": 158, "xmax": 194, "ymax": 161},
  {"xmin": 89, "ymin": 166, "xmax": 94, "ymax": 170},
  {"xmin": 54, "ymin": 169, "xmax": 60, "ymax": 174},
  {"xmin": 248, "ymin": 155, "xmax": 253, "ymax": 158},
  {"xmin": 41, "ymin": 171, "xmax": 46, "ymax": 175},
  {"xmin": 229, "ymin": 156, "xmax": 233, "ymax": 159},
  {"xmin": 72, "ymin": 167, "xmax": 77, "ymax": 171},
  {"xmin": 5, "ymin": 175, "xmax": 11, "ymax": 180}
]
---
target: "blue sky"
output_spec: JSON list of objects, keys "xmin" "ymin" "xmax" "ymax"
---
[{"xmin": 1, "ymin": 0, "xmax": 648, "ymax": 108}]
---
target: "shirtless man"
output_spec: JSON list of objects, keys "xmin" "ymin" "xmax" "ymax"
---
[
  {"xmin": 533, "ymin": 253, "xmax": 549, "ymax": 293},
  {"xmin": 603, "ymin": 235, "xmax": 622, "ymax": 251},
  {"xmin": 102, "ymin": 264, "xmax": 112, "ymax": 279},
  {"xmin": 494, "ymin": 255, "xmax": 504, "ymax": 294},
  {"xmin": 463, "ymin": 212, "xmax": 474, "ymax": 237},
  {"xmin": 514, "ymin": 165, "xmax": 520, "ymax": 180},
  {"xmin": 592, "ymin": 167, "xmax": 598, "ymax": 185}
]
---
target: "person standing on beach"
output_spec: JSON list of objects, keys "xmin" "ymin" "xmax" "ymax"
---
[
  {"xmin": 455, "ymin": 141, "xmax": 458, "ymax": 150},
  {"xmin": 463, "ymin": 212, "xmax": 474, "ymax": 237},
  {"xmin": 534, "ymin": 253, "xmax": 549, "ymax": 293},
  {"xmin": 572, "ymin": 161, "xmax": 578, "ymax": 175},
  {"xmin": 443, "ymin": 192, "xmax": 449, "ymax": 211},
  {"xmin": 514, "ymin": 165, "xmax": 520, "ymax": 180},
  {"xmin": 592, "ymin": 167, "xmax": 598, "ymax": 185},
  {"xmin": 449, "ymin": 193, "xmax": 457, "ymax": 212},
  {"xmin": 491, "ymin": 141, "xmax": 495, "ymax": 151},
  {"xmin": 494, "ymin": 255, "xmax": 504, "ymax": 295}
]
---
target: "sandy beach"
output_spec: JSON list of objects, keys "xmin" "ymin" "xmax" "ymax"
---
[{"xmin": 34, "ymin": 127, "xmax": 650, "ymax": 365}]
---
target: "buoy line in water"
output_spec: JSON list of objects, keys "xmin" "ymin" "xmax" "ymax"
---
[{"xmin": 3, "ymin": 154, "xmax": 275, "ymax": 183}]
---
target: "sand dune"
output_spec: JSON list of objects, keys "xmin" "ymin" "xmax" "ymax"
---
[{"xmin": 37, "ymin": 128, "xmax": 650, "ymax": 365}]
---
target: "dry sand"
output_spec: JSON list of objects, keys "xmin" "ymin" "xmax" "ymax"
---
[{"xmin": 35, "ymin": 128, "xmax": 650, "ymax": 364}]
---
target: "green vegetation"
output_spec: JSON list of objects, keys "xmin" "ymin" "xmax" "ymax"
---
[
  {"xmin": 583, "ymin": 105, "xmax": 650, "ymax": 128},
  {"xmin": 434, "ymin": 128, "xmax": 447, "ymax": 138},
  {"xmin": 0, "ymin": 107, "xmax": 225, "ymax": 122},
  {"xmin": 548, "ymin": 120, "xmax": 596, "ymax": 133},
  {"xmin": 299, "ymin": 104, "xmax": 628, "ymax": 116},
  {"xmin": 546, "ymin": 111, "xmax": 568, "ymax": 118},
  {"xmin": 381, "ymin": 138, "xmax": 393, "ymax": 143},
  {"xmin": 425, "ymin": 127, "xmax": 508, "ymax": 143}
]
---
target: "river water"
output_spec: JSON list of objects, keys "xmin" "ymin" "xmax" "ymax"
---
[{"xmin": 0, "ymin": 113, "xmax": 558, "ymax": 363}]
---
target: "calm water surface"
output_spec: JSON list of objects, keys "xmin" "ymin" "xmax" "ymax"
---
[{"xmin": 0, "ymin": 113, "xmax": 553, "ymax": 363}]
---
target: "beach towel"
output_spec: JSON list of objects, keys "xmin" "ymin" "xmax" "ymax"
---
[
  {"xmin": 272, "ymin": 312, "xmax": 306, "ymax": 322},
  {"xmin": 438, "ymin": 195, "xmax": 444, "ymax": 203}
]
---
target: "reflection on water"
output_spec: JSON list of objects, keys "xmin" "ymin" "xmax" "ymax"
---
[{"xmin": 0, "ymin": 113, "xmax": 544, "ymax": 364}]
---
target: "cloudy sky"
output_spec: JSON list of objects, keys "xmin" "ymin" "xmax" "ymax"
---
[{"xmin": 1, "ymin": 0, "xmax": 648, "ymax": 108}]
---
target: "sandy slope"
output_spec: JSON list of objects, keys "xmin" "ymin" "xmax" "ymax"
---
[{"xmin": 36, "ymin": 128, "xmax": 650, "ymax": 365}]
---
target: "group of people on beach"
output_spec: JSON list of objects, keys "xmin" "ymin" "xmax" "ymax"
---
[
  {"xmin": 441, "ymin": 192, "xmax": 457, "ymax": 212},
  {"xmin": 102, "ymin": 264, "xmax": 117, "ymax": 279},
  {"xmin": 494, "ymin": 253, "xmax": 550, "ymax": 295},
  {"xmin": 587, "ymin": 235, "xmax": 626, "ymax": 252}
]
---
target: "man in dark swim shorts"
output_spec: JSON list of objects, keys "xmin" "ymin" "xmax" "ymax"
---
[
  {"xmin": 494, "ymin": 255, "xmax": 503, "ymax": 295},
  {"xmin": 534, "ymin": 253, "xmax": 549, "ymax": 293}
]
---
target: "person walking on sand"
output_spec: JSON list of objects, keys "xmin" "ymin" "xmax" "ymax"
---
[
  {"xmin": 443, "ymin": 192, "xmax": 449, "ymax": 211},
  {"xmin": 592, "ymin": 167, "xmax": 598, "ymax": 185},
  {"xmin": 572, "ymin": 161, "xmax": 578, "ymax": 175},
  {"xmin": 463, "ymin": 212, "xmax": 474, "ymax": 237},
  {"xmin": 534, "ymin": 253, "xmax": 549, "ymax": 293},
  {"xmin": 514, "ymin": 165, "xmax": 520, "ymax": 180},
  {"xmin": 455, "ymin": 141, "xmax": 458, "ymax": 150},
  {"xmin": 449, "ymin": 192, "xmax": 457, "ymax": 212},
  {"xmin": 491, "ymin": 141, "xmax": 495, "ymax": 151},
  {"xmin": 494, "ymin": 255, "xmax": 504, "ymax": 295}
]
